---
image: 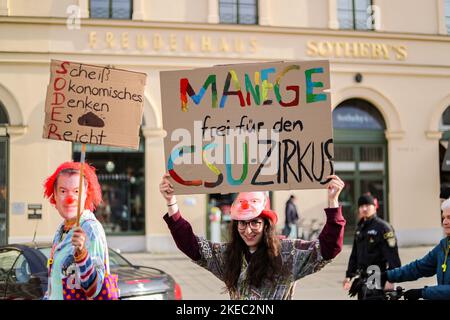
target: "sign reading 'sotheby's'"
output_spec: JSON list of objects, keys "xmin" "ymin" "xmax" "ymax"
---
[{"xmin": 43, "ymin": 60, "xmax": 147, "ymax": 149}]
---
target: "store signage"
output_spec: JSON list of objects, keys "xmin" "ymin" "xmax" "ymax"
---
[
  {"xmin": 306, "ymin": 41, "xmax": 407, "ymax": 61},
  {"xmin": 28, "ymin": 203, "xmax": 42, "ymax": 220},
  {"xmin": 88, "ymin": 31, "xmax": 258, "ymax": 55}
]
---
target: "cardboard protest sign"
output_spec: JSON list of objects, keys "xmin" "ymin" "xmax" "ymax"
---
[
  {"xmin": 160, "ymin": 60, "xmax": 333, "ymax": 195},
  {"xmin": 43, "ymin": 60, "xmax": 147, "ymax": 149}
]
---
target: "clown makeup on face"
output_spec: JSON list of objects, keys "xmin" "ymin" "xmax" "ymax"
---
[
  {"xmin": 54, "ymin": 171, "xmax": 88, "ymax": 222},
  {"xmin": 230, "ymin": 192, "xmax": 267, "ymax": 221}
]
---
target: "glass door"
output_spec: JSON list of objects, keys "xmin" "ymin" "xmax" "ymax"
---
[
  {"xmin": 0, "ymin": 137, "xmax": 8, "ymax": 245},
  {"xmin": 334, "ymin": 143, "xmax": 388, "ymax": 241}
]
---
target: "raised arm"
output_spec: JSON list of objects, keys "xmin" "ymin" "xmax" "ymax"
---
[
  {"xmin": 318, "ymin": 175, "xmax": 346, "ymax": 260},
  {"xmin": 160, "ymin": 173, "xmax": 200, "ymax": 260}
]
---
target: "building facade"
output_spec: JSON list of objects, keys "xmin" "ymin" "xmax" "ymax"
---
[{"xmin": 0, "ymin": 0, "xmax": 449, "ymax": 252}]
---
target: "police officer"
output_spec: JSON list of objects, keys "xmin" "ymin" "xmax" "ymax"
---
[{"xmin": 342, "ymin": 194, "xmax": 401, "ymax": 299}]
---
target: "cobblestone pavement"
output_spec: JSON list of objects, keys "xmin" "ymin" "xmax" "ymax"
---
[{"xmin": 123, "ymin": 245, "xmax": 437, "ymax": 300}]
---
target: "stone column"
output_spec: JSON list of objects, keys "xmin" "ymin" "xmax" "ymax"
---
[
  {"xmin": 437, "ymin": 0, "xmax": 448, "ymax": 35},
  {"xmin": 259, "ymin": 0, "xmax": 271, "ymax": 26},
  {"xmin": 208, "ymin": 0, "xmax": 219, "ymax": 23},
  {"xmin": 78, "ymin": 0, "xmax": 89, "ymax": 18},
  {"xmin": 132, "ymin": 0, "xmax": 145, "ymax": 20},
  {"xmin": 328, "ymin": 0, "xmax": 339, "ymax": 29},
  {"xmin": 386, "ymin": 129, "xmax": 443, "ymax": 246},
  {"xmin": 142, "ymin": 127, "xmax": 176, "ymax": 252},
  {"xmin": 0, "ymin": 0, "xmax": 9, "ymax": 16}
]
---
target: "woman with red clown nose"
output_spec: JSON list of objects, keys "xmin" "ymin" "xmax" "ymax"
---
[
  {"xmin": 43, "ymin": 161, "xmax": 111, "ymax": 300},
  {"xmin": 160, "ymin": 174, "xmax": 346, "ymax": 300}
]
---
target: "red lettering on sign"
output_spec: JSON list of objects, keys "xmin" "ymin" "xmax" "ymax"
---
[
  {"xmin": 53, "ymin": 77, "xmax": 66, "ymax": 91},
  {"xmin": 51, "ymin": 92, "xmax": 65, "ymax": 105},
  {"xmin": 47, "ymin": 123, "xmax": 61, "ymax": 139},
  {"xmin": 56, "ymin": 61, "xmax": 69, "ymax": 74}
]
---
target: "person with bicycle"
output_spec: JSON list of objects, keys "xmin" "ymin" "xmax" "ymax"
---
[
  {"xmin": 343, "ymin": 193, "xmax": 401, "ymax": 299},
  {"xmin": 381, "ymin": 198, "xmax": 450, "ymax": 300}
]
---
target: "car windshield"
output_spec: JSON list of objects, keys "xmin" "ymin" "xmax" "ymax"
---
[
  {"xmin": 39, "ymin": 247, "xmax": 51, "ymax": 259},
  {"xmin": 108, "ymin": 249, "xmax": 131, "ymax": 267},
  {"xmin": 38, "ymin": 247, "xmax": 130, "ymax": 267}
]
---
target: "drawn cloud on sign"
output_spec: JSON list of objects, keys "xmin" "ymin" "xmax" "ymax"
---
[{"xmin": 78, "ymin": 112, "xmax": 105, "ymax": 128}]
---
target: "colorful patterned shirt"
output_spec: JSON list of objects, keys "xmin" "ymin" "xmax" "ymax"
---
[
  {"xmin": 45, "ymin": 210, "xmax": 109, "ymax": 300},
  {"xmin": 164, "ymin": 207, "xmax": 345, "ymax": 300},
  {"xmin": 195, "ymin": 236, "xmax": 328, "ymax": 299}
]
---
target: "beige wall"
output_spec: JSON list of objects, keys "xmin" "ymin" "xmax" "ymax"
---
[
  {"xmin": 268, "ymin": 0, "xmax": 309, "ymax": 28},
  {"xmin": 145, "ymin": 0, "xmax": 208, "ymax": 23},
  {"xmin": 376, "ymin": 0, "xmax": 440, "ymax": 34},
  {"xmin": 1, "ymin": 0, "xmax": 446, "ymax": 36},
  {"xmin": 330, "ymin": 69, "xmax": 446, "ymax": 244},
  {"xmin": 9, "ymin": 0, "xmax": 78, "ymax": 17},
  {"xmin": 306, "ymin": 0, "xmax": 329, "ymax": 29},
  {"xmin": 0, "ymin": 63, "xmax": 73, "ymax": 241},
  {"xmin": 0, "ymin": 0, "xmax": 449, "ymax": 251}
]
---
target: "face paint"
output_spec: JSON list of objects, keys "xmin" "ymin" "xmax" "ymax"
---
[
  {"xmin": 65, "ymin": 196, "xmax": 75, "ymax": 205},
  {"xmin": 230, "ymin": 192, "xmax": 266, "ymax": 221},
  {"xmin": 54, "ymin": 173, "xmax": 87, "ymax": 221}
]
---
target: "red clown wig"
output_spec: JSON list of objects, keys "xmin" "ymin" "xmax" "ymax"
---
[{"xmin": 44, "ymin": 161, "xmax": 102, "ymax": 211}]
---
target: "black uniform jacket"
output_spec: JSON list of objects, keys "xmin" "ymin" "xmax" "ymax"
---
[{"xmin": 346, "ymin": 215, "xmax": 401, "ymax": 278}]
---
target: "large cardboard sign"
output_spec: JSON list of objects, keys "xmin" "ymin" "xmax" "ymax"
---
[
  {"xmin": 160, "ymin": 60, "xmax": 333, "ymax": 194},
  {"xmin": 43, "ymin": 60, "xmax": 147, "ymax": 149}
]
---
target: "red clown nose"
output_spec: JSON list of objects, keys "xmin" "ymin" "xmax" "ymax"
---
[
  {"xmin": 65, "ymin": 196, "xmax": 75, "ymax": 205},
  {"xmin": 241, "ymin": 200, "xmax": 249, "ymax": 210}
]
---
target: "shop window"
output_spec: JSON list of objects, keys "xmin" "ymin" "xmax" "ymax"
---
[
  {"xmin": 90, "ymin": 0, "xmax": 133, "ymax": 19},
  {"xmin": 439, "ymin": 106, "xmax": 450, "ymax": 199},
  {"xmin": 0, "ymin": 104, "xmax": 7, "ymax": 124},
  {"xmin": 73, "ymin": 134, "xmax": 145, "ymax": 235},
  {"xmin": 440, "ymin": 105, "xmax": 450, "ymax": 129},
  {"xmin": 0, "ymin": 102, "xmax": 8, "ymax": 245},
  {"xmin": 333, "ymin": 99, "xmax": 387, "ymax": 241},
  {"xmin": 337, "ymin": 0, "xmax": 374, "ymax": 30},
  {"xmin": 333, "ymin": 98, "xmax": 385, "ymax": 130},
  {"xmin": 219, "ymin": 0, "xmax": 258, "ymax": 25}
]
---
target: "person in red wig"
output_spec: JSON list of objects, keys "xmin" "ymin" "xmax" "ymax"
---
[
  {"xmin": 160, "ymin": 174, "xmax": 346, "ymax": 300},
  {"xmin": 43, "ymin": 161, "xmax": 111, "ymax": 300}
]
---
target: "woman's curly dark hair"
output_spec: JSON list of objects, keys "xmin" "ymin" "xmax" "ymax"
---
[{"xmin": 223, "ymin": 218, "xmax": 284, "ymax": 293}]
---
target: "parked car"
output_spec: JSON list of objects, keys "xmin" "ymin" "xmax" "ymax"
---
[{"xmin": 0, "ymin": 242, "xmax": 182, "ymax": 300}]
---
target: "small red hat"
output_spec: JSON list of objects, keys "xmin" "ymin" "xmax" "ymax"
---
[{"xmin": 258, "ymin": 209, "xmax": 278, "ymax": 225}]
